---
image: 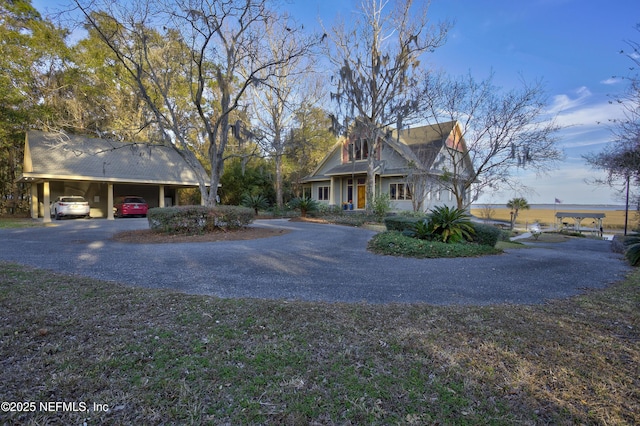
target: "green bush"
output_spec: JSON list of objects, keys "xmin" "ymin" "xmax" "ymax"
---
[
  {"xmin": 288, "ymin": 197, "xmax": 318, "ymax": 218},
  {"xmin": 425, "ymin": 206, "xmax": 475, "ymax": 243},
  {"xmin": 470, "ymin": 223, "xmax": 503, "ymax": 247},
  {"xmin": 147, "ymin": 205, "xmax": 254, "ymax": 234},
  {"xmin": 371, "ymin": 193, "xmax": 392, "ymax": 221},
  {"xmin": 368, "ymin": 231, "xmax": 502, "ymax": 258},
  {"xmin": 241, "ymin": 193, "xmax": 269, "ymax": 215},
  {"xmin": 624, "ymin": 235, "xmax": 640, "ymax": 266},
  {"xmin": 414, "ymin": 219, "xmax": 431, "ymax": 239},
  {"xmin": 384, "ymin": 216, "xmax": 421, "ymax": 233}
]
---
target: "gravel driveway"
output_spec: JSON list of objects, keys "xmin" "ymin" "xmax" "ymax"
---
[{"xmin": 0, "ymin": 218, "xmax": 632, "ymax": 305}]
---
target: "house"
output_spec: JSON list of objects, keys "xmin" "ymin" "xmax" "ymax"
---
[
  {"xmin": 18, "ymin": 130, "xmax": 207, "ymax": 221},
  {"xmin": 301, "ymin": 121, "xmax": 474, "ymax": 212}
]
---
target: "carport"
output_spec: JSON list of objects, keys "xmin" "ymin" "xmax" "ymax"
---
[{"xmin": 18, "ymin": 131, "xmax": 208, "ymax": 222}]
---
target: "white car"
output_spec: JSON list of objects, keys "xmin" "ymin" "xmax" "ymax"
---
[{"xmin": 50, "ymin": 196, "xmax": 90, "ymax": 220}]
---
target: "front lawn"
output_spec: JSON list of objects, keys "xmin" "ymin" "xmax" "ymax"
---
[{"xmin": 1, "ymin": 261, "xmax": 638, "ymax": 424}]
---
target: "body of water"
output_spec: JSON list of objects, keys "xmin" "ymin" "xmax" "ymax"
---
[{"xmin": 471, "ymin": 204, "xmax": 627, "ymax": 211}]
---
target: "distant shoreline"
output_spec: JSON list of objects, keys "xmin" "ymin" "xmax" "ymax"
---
[
  {"xmin": 471, "ymin": 204, "xmax": 627, "ymax": 211},
  {"xmin": 470, "ymin": 205, "xmax": 632, "ymax": 229}
]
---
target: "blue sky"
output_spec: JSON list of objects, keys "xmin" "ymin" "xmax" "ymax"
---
[
  {"xmin": 34, "ymin": 0, "xmax": 640, "ymax": 205},
  {"xmin": 288, "ymin": 0, "xmax": 640, "ymax": 205}
]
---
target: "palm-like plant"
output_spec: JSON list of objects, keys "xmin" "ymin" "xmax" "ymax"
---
[
  {"xmin": 506, "ymin": 197, "xmax": 530, "ymax": 229},
  {"xmin": 289, "ymin": 196, "xmax": 319, "ymax": 218},
  {"xmin": 241, "ymin": 193, "xmax": 269, "ymax": 215},
  {"xmin": 426, "ymin": 205, "xmax": 475, "ymax": 243}
]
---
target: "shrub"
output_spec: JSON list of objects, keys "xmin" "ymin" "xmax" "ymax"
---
[
  {"xmin": 368, "ymin": 231, "xmax": 502, "ymax": 258},
  {"xmin": 470, "ymin": 223, "xmax": 503, "ymax": 247},
  {"xmin": 414, "ymin": 219, "xmax": 431, "ymax": 240},
  {"xmin": 384, "ymin": 216, "xmax": 421, "ymax": 233},
  {"xmin": 148, "ymin": 205, "xmax": 254, "ymax": 234},
  {"xmin": 241, "ymin": 193, "xmax": 269, "ymax": 215},
  {"xmin": 288, "ymin": 197, "xmax": 319, "ymax": 217},
  {"xmin": 624, "ymin": 235, "xmax": 640, "ymax": 266},
  {"xmin": 371, "ymin": 193, "xmax": 392, "ymax": 221},
  {"xmin": 426, "ymin": 205, "xmax": 475, "ymax": 243}
]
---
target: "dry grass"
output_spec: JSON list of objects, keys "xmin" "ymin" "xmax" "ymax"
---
[
  {"xmin": 471, "ymin": 207, "xmax": 633, "ymax": 230},
  {"xmin": 1, "ymin": 261, "xmax": 638, "ymax": 425}
]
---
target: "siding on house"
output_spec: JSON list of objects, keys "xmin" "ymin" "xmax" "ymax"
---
[{"xmin": 301, "ymin": 121, "xmax": 473, "ymax": 212}]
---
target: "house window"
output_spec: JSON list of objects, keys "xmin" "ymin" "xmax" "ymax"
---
[
  {"xmin": 389, "ymin": 183, "xmax": 412, "ymax": 200},
  {"xmin": 318, "ymin": 186, "xmax": 330, "ymax": 201},
  {"xmin": 348, "ymin": 138, "xmax": 368, "ymax": 161}
]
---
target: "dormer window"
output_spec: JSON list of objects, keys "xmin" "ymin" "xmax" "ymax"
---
[{"xmin": 348, "ymin": 138, "xmax": 368, "ymax": 161}]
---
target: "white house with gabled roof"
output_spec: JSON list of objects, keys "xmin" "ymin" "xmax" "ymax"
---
[{"xmin": 301, "ymin": 121, "xmax": 474, "ymax": 212}]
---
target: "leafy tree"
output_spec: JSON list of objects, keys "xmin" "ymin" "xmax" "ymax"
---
[
  {"xmin": 284, "ymin": 105, "xmax": 337, "ymax": 197},
  {"xmin": 72, "ymin": 0, "xmax": 316, "ymax": 206},
  {"xmin": 44, "ymin": 24, "xmax": 157, "ymax": 141},
  {"xmin": 506, "ymin": 197, "xmax": 530, "ymax": 229},
  {"xmin": 0, "ymin": 0, "xmax": 69, "ymax": 213},
  {"xmin": 326, "ymin": 0, "xmax": 450, "ymax": 212},
  {"xmin": 219, "ymin": 156, "xmax": 275, "ymax": 206}
]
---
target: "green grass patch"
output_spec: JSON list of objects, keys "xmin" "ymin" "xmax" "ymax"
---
[
  {"xmin": 495, "ymin": 240, "xmax": 527, "ymax": 250},
  {"xmin": 0, "ymin": 217, "xmax": 45, "ymax": 229},
  {"xmin": 368, "ymin": 230, "xmax": 502, "ymax": 258},
  {"xmin": 1, "ymin": 261, "xmax": 638, "ymax": 424}
]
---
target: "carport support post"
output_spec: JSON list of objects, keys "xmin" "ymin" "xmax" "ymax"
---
[
  {"xmin": 30, "ymin": 184, "xmax": 38, "ymax": 219},
  {"xmin": 42, "ymin": 181, "xmax": 51, "ymax": 223},
  {"xmin": 107, "ymin": 184, "xmax": 114, "ymax": 220},
  {"xmin": 159, "ymin": 185, "xmax": 165, "ymax": 208}
]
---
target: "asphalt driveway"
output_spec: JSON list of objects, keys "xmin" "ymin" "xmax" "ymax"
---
[{"xmin": 0, "ymin": 218, "xmax": 632, "ymax": 305}]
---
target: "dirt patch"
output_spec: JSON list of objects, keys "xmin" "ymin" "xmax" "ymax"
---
[{"xmin": 111, "ymin": 226, "xmax": 289, "ymax": 244}]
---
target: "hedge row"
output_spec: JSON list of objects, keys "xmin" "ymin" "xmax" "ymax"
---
[{"xmin": 147, "ymin": 205, "xmax": 254, "ymax": 234}]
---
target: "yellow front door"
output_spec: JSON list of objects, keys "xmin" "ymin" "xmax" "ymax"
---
[{"xmin": 357, "ymin": 185, "xmax": 366, "ymax": 209}]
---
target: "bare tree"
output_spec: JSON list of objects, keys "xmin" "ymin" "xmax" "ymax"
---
[
  {"xmin": 583, "ymin": 25, "xmax": 640, "ymax": 233},
  {"xmin": 326, "ymin": 0, "xmax": 450, "ymax": 212},
  {"xmin": 585, "ymin": 24, "xmax": 640, "ymax": 186},
  {"xmin": 422, "ymin": 71, "xmax": 563, "ymax": 208},
  {"xmin": 72, "ymin": 0, "xmax": 315, "ymax": 206},
  {"xmin": 250, "ymin": 17, "xmax": 322, "ymax": 209}
]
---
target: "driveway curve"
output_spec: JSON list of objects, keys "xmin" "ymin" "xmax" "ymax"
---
[{"xmin": 0, "ymin": 218, "xmax": 631, "ymax": 305}]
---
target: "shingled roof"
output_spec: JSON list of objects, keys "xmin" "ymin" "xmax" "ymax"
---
[{"xmin": 20, "ymin": 131, "xmax": 205, "ymax": 186}]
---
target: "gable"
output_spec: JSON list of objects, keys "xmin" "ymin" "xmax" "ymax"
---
[
  {"xmin": 303, "ymin": 120, "xmax": 474, "ymax": 180},
  {"xmin": 21, "ymin": 131, "xmax": 205, "ymax": 186}
]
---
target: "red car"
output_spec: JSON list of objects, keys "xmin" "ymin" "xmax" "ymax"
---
[{"xmin": 114, "ymin": 196, "xmax": 149, "ymax": 218}]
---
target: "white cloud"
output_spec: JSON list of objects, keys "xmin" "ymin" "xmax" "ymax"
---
[
  {"xmin": 547, "ymin": 86, "xmax": 592, "ymax": 114},
  {"xmin": 601, "ymin": 77, "xmax": 622, "ymax": 85}
]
